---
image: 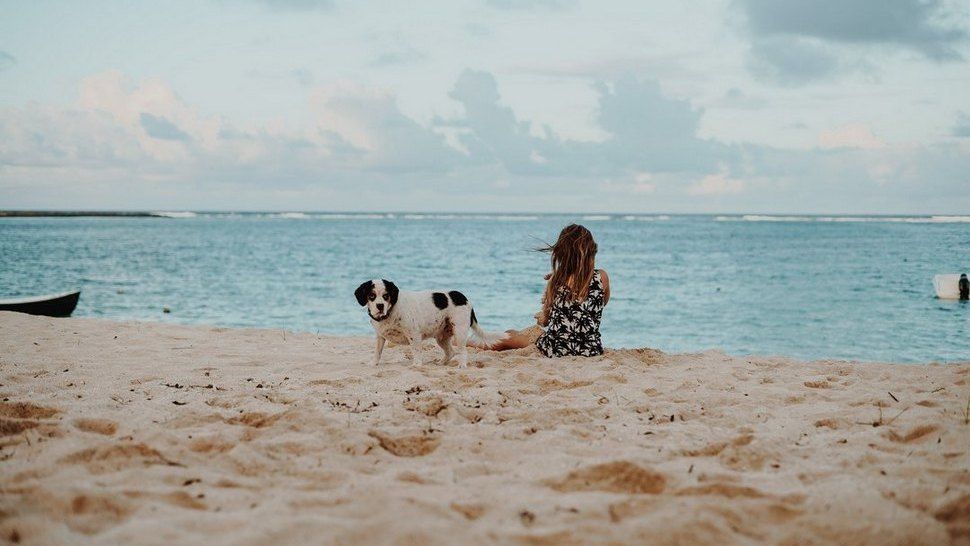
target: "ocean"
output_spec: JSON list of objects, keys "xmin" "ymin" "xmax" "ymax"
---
[{"xmin": 2, "ymin": 213, "xmax": 968, "ymax": 363}]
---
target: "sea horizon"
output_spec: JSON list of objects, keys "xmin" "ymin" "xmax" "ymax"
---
[{"xmin": 3, "ymin": 209, "xmax": 970, "ymax": 222}]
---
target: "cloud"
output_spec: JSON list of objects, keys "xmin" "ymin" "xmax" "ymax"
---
[
  {"xmin": 818, "ymin": 123, "xmax": 885, "ymax": 150},
  {"xmin": 246, "ymin": 67, "xmax": 315, "ymax": 87},
  {"xmin": 445, "ymin": 70, "xmax": 544, "ymax": 174},
  {"xmin": 485, "ymin": 0, "xmax": 576, "ymax": 10},
  {"xmin": 711, "ymin": 87, "xmax": 768, "ymax": 110},
  {"xmin": 0, "ymin": 51, "xmax": 14, "ymax": 72},
  {"xmin": 443, "ymin": 71, "xmax": 729, "ymax": 176},
  {"xmin": 1, "ymin": 69, "xmax": 969, "ymax": 212},
  {"xmin": 369, "ymin": 45, "xmax": 426, "ymax": 67},
  {"xmin": 738, "ymin": 0, "xmax": 967, "ymax": 60},
  {"xmin": 140, "ymin": 113, "xmax": 191, "ymax": 141},
  {"xmin": 688, "ymin": 170, "xmax": 745, "ymax": 196},
  {"xmin": 736, "ymin": 0, "xmax": 968, "ymax": 84},
  {"xmin": 593, "ymin": 77, "xmax": 729, "ymax": 174},
  {"xmin": 465, "ymin": 23, "xmax": 492, "ymax": 37},
  {"xmin": 291, "ymin": 68, "xmax": 314, "ymax": 86},
  {"xmin": 309, "ymin": 81, "xmax": 460, "ymax": 173},
  {"xmin": 0, "ymin": 71, "xmax": 457, "ymax": 182},
  {"xmin": 746, "ymin": 36, "xmax": 843, "ymax": 85},
  {"xmin": 953, "ymin": 112, "xmax": 970, "ymax": 137},
  {"xmin": 599, "ymin": 172, "xmax": 657, "ymax": 195}
]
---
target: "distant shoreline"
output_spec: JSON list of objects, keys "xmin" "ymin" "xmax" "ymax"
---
[{"xmin": 0, "ymin": 211, "xmax": 159, "ymax": 218}]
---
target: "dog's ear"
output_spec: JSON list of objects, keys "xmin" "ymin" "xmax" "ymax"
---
[
  {"xmin": 354, "ymin": 280, "xmax": 374, "ymax": 306},
  {"xmin": 382, "ymin": 279, "xmax": 399, "ymax": 305}
]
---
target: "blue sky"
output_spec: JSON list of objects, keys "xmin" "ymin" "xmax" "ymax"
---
[{"xmin": 0, "ymin": 0, "xmax": 968, "ymax": 213}]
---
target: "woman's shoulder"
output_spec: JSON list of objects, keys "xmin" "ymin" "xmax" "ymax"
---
[{"xmin": 597, "ymin": 268, "xmax": 610, "ymax": 291}]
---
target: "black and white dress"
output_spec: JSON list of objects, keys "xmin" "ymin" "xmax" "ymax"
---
[{"xmin": 535, "ymin": 270, "xmax": 605, "ymax": 357}]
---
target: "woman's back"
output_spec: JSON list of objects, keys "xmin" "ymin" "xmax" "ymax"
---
[{"xmin": 536, "ymin": 269, "xmax": 606, "ymax": 357}]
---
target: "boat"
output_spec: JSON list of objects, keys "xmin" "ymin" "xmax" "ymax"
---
[
  {"xmin": 933, "ymin": 274, "xmax": 968, "ymax": 300},
  {"xmin": 0, "ymin": 291, "xmax": 81, "ymax": 317}
]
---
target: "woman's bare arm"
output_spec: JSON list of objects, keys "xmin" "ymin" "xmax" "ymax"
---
[{"xmin": 600, "ymin": 269, "xmax": 611, "ymax": 304}]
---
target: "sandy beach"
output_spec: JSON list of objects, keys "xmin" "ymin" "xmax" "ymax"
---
[{"xmin": 0, "ymin": 311, "xmax": 967, "ymax": 545}]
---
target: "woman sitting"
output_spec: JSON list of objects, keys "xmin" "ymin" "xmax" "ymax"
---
[{"xmin": 488, "ymin": 223, "xmax": 610, "ymax": 356}]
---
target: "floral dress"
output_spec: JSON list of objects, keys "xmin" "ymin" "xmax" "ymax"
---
[{"xmin": 535, "ymin": 270, "xmax": 605, "ymax": 357}]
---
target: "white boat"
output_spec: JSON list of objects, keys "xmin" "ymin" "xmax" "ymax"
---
[{"xmin": 933, "ymin": 274, "xmax": 967, "ymax": 299}]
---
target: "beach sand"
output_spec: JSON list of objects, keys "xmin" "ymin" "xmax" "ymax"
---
[{"xmin": 0, "ymin": 311, "xmax": 967, "ymax": 545}]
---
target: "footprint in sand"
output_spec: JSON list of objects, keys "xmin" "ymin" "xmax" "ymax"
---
[
  {"xmin": 934, "ymin": 494, "xmax": 970, "ymax": 540},
  {"xmin": 0, "ymin": 401, "xmax": 62, "ymax": 441},
  {"xmin": 225, "ymin": 411, "xmax": 284, "ymax": 428},
  {"xmin": 67, "ymin": 493, "xmax": 134, "ymax": 534},
  {"xmin": 545, "ymin": 460, "xmax": 666, "ymax": 494},
  {"xmin": 450, "ymin": 502, "xmax": 486, "ymax": 520},
  {"xmin": 813, "ymin": 418, "xmax": 840, "ymax": 429},
  {"xmin": 368, "ymin": 430, "xmax": 440, "ymax": 457},
  {"xmin": 403, "ymin": 395, "xmax": 448, "ymax": 417},
  {"xmin": 0, "ymin": 401, "xmax": 61, "ymax": 419},
  {"xmin": 60, "ymin": 442, "xmax": 178, "ymax": 474},
  {"xmin": 0, "ymin": 418, "xmax": 43, "ymax": 436},
  {"xmin": 681, "ymin": 434, "xmax": 754, "ymax": 457},
  {"xmin": 73, "ymin": 418, "xmax": 118, "ymax": 435},
  {"xmin": 886, "ymin": 424, "xmax": 939, "ymax": 443}
]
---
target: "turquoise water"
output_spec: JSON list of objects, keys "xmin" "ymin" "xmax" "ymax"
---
[{"xmin": 2, "ymin": 213, "xmax": 968, "ymax": 363}]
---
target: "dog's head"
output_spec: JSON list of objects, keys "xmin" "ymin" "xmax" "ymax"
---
[{"xmin": 354, "ymin": 279, "xmax": 399, "ymax": 321}]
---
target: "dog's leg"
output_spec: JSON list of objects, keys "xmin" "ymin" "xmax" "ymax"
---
[
  {"xmin": 453, "ymin": 321, "xmax": 470, "ymax": 369},
  {"xmin": 373, "ymin": 336, "xmax": 385, "ymax": 365},
  {"xmin": 436, "ymin": 337, "xmax": 454, "ymax": 365},
  {"xmin": 408, "ymin": 336, "xmax": 423, "ymax": 366}
]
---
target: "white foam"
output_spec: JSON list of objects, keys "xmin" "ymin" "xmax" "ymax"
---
[
  {"xmin": 152, "ymin": 211, "xmax": 197, "ymax": 219},
  {"xmin": 741, "ymin": 215, "xmax": 814, "ymax": 222},
  {"xmin": 582, "ymin": 215, "xmax": 612, "ymax": 221},
  {"xmin": 816, "ymin": 216, "xmax": 970, "ymax": 223},
  {"xmin": 278, "ymin": 212, "xmax": 309, "ymax": 219},
  {"xmin": 402, "ymin": 214, "xmax": 461, "ymax": 220},
  {"xmin": 485, "ymin": 215, "xmax": 540, "ymax": 221},
  {"xmin": 314, "ymin": 213, "xmax": 388, "ymax": 220},
  {"xmin": 622, "ymin": 215, "xmax": 670, "ymax": 221},
  {"xmin": 402, "ymin": 214, "xmax": 539, "ymax": 221}
]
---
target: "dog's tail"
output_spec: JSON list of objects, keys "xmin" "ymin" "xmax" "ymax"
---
[{"xmin": 468, "ymin": 308, "xmax": 508, "ymax": 348}]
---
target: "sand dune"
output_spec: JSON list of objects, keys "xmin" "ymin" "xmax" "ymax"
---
[{"xmin": 0, "ymin": 312, "xmax": 967, "ymax": 545}]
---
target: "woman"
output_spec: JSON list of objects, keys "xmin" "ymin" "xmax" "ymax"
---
[{"xmin": 489, "ymin": 224, "xmax": 610, "ymax": 356}]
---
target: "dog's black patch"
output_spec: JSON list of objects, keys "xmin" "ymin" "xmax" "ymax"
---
[
  {"xmin": 354, "ymin": 280, "xmax": 375, "ymax": 306},
  {"xmin": 383, "ymin": 279, "xmax": 399, "ymax": 305},
  {"xmin": 448, "ymin": 290, "xmax": 468, "ymax": 306},
  {"xmin": 470, "ymin": 308, "xmax": 478, "ymax": 326},
  {"xmin": 432, "ymin": 292, "xmax": 449, "ymax": 310}
]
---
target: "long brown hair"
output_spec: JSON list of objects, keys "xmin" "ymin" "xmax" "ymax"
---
[{"xmin": 538, "ymin": 224, "xmax": 597, "ymax": 325}]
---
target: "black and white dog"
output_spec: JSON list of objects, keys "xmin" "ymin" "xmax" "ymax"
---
[{"xmin": 354, "ymin": 279, "xmax": 505, "ymax": 368}]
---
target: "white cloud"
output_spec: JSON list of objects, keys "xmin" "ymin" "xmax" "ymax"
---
[
  {"xmin": 1, "ymin": 69, "xmax": 969, "ymax": 213},
  {"xmin": 818, "ymin": 123, "xmax": 885, "ymax": 150},
  {"xmin": 687, "ymin": 170, "xmax": 745, "ymax": 196},
  {"xmin": 631, "ymin": 172, "xmax": 656, "ymax": 194},
  {"xmin": 735, "ymin": 0, "xmax": 969, "ymax": 85}
]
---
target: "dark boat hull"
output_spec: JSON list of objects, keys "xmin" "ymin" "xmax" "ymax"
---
[{"xmin": 0, "ymin": 291, "xmax": 80, "ymax": 317}]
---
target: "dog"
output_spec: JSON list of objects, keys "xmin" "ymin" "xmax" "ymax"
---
[{"xmin": 354, "ymin": 279, "xmax": 505, "ymax": 368}]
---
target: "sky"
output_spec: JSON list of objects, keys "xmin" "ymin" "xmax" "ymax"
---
[{"xmin": 0, "ymin": 0, "xmax": 968, "ymax": 213}]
